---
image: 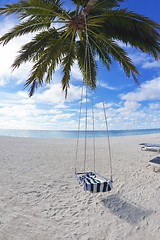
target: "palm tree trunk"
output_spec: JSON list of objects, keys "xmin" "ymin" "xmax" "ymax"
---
[
  {"xmin": 83, "ymin": 0, "xmax": 98, "ymax": 16},
  {"xmin": 73, "ymin": 0, "xmax": 98, "ymax": 27},
  {"xmin": 79, "ymin": 0, "xmax": 98, "ymax": 19}
]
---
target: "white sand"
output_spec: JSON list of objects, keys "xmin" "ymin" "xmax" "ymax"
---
[{"xmin": 0, "ymin": 134, "xmax": 160, "ymax": 240}]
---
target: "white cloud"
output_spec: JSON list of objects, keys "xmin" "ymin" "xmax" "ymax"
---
[
  {"xmin": 123, "ymin": 101, "xmax": 141, "ymax": 111},
  {"xmin": 129, "ymin": 52, "xmax": 160, "ymax": 69},
  {"xmin": 148, "ymin": 103, "xmax": 160, "ymax": 110},
  {"xmin": 142, "ymin": 61, "xmax": 160, "ymax": 69},
  {"xmin": 32, "ymin": 83, "xmax": 81, "ymax": 105},
  {"xmin": 1, "ymin": 80, "xmax": 160, "ymax": 130},
  {"xmin": 0, "ymin": 17, "xmax": 34, "ymax": 86},
  {"xmin": 100, "ymin": 82, "xmax": 118, "ymax": 90},
  {"xmin": 0, "ymin": 103, "xmax": 44, "ymax": 118},
  {"xmin": 95, "ymin": 102, "xmax": 113, "ymax": 109},
  {"xmin": 0, "ymin": 82, "xmax": 83, "ymax": 130},
  {"xmin": 116, "ymin": 101, "xmax": 141, "ymax": 117},
  {"xmin": 129, "ymin": 52, "xmax": 150, "ymax": 65},
  {"xmin": 71, "ymin": 61, "xmax": 82, "ymax": 81},
  {"xmin": 0, "ymin": 78, "xmax": 6, "ymax": 86},
  {"xmin": 121, "ymin": 77, "xmax": 160, "ymax": 102},
  {"xmin": 51, "ymin": 113, "xmax": 75, "ymax": 121},
  {"xmin": 0, "ymin": 101, "xmax": 75, "ymax": 130},
  {"xmin": 0, "ymin": 100, "xmax": 53, "ymax": 130},
  {"xmin": 116, "ymin": 40, "xmax": 132, "ymax": 49}
]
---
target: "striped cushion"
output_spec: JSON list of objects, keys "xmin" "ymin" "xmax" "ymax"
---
[{"xmin": 78, "ymin": 172, "xmax": 112, "ymax": 193}]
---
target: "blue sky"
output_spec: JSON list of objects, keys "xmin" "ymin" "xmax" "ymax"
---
[{"xmin": 0, "ymin": 0, "xmax": 160, "ymax": 130}]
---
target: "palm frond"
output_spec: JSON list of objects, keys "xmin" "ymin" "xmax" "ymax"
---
[
  {"xmin": 24, "ymin": 30, "xmax": 72, "ymax": 96},
  {"xmin": 88, "ymin": 34, "xmax": 112, "ymax": 70},
  {"xmin": 12, "ymin": 29, "xmax": 59, "ymax": 69},
  {"xmin": 93, "ymin": 0, "xmax": 124, "ymax": 10},
  {"xmin": 23, "ymin": 26, "xmax": 79, "ymax": 96},
  {"xmin": 0, "ymin": 18, "xmax": 52, "ymax": 45},
  {"xmin": 26, "ymin": 79, "xmax": 39, "ymax": 97},
  {"xmin": 61, "ymin": 29, "xmax": 77, "ymax": 97},
  {"xmin": 71, "ymin": 0, "xmax": 89, "ymax": 7},
  {"xmin": 0, "ymin": 0, "xmax": 159, "ymax": 97},
  {"xmin": 76, "ymin": 39, "xmax": 97, "ymax": 88},
  {"xmin": 71, "ymin": 0, "xmax": 124, "ymax": 10},
  {"xmin": 24, "ymin": 53, "xmax": 58, "ymax": 97},
  {"xmin": 88, "ymin": 9, "xmax": 160, "ymax": 59},
  {"xmin": 61, "ymin": 50, "xmax": 75, "ymax": 98},
  {"xmin": 0, "ymin": 0, "xmax": 70, "ymax": 20},
  {"xmin": 88, "ymin": 29, "xmax": 139, "ymax": 81}
]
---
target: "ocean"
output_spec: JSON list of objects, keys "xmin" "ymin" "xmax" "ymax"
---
[{"xmin": 0, "ymin": 128, "xmax": 160, "ymax": 139}]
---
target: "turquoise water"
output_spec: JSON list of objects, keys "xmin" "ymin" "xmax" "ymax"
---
[{"xmin": 0, "ymin": 128, "xmax": 160, "ymax": 138}]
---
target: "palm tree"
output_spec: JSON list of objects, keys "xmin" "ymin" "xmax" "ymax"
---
[{"xmin": 0, "ymin": 0, "xmax": 159, "ymax": 96}]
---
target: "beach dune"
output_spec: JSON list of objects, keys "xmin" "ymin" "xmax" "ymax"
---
[{"xmin": 0, "ymin": 134, "xmax": 160, "ymax": 240}]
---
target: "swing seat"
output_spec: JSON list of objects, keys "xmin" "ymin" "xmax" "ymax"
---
[{"xmin": 77, "ymin": 172, "xmax": 112, "ymax": 193}]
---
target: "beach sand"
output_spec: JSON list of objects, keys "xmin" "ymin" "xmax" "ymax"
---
[{"xmin": 0, "ymin": 134, "xmax": 160, "ymax": 240}]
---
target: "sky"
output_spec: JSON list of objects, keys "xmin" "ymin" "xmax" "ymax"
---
[{"xmin": 0, "ymin": 0, "xmax": 160, "ymax": 130}]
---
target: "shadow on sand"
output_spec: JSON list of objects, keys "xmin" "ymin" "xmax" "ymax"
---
[{"xmin": 101, "ymin": 193, "xmax": 153, "ymax": 224}]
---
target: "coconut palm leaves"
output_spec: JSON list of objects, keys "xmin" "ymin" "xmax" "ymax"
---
[{"xmin": 0, "ymin": 0, "xmax": 159, "ymax": 96}]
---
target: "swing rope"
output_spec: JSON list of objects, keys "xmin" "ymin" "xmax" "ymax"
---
[
  {"xmin": 84, "ymin": 84, "xmax": 88, "ymax": 173},
  {"xmin": 75, "ymin": 16, "xmax": 89, "ymax": 175},
  {"xmin": 75, "ymin": 15, "xmax": 113, "ymax": 182},
  {"xmin": 84, "ymin": 15, "xmax": 97, "ymax": 174},
  {"xmin": 84, "ymin": 15, "xmax": 89, "ymax": 173},
  {"xmin": 75, "ymin": 81, "xmax": 84, "ymax": 174},
  {"xmin": 98, "ymin": 79, "xmax": 113, "ymax": 182},
  {"xmin": 91, "ymin": 90, "xmax": 96, "ymax": 173}
]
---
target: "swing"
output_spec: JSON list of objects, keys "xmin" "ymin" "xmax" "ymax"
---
[
  {"xmin": 75, "ymin": 16, "xmax": 113, "ymax": 193},
  {"xmin": 75, "ymin": 83, "xmax": 113, "ymax": 193}
]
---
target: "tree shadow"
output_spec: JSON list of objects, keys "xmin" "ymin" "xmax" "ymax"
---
[{"xmin": 101, "ymin": 193, "xmax": 153, "ymax": 224}]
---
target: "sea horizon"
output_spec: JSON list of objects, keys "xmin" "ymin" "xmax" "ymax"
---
[{"xmin": 0, "ymin": 128, "xmax": 160, "ymax": 139}]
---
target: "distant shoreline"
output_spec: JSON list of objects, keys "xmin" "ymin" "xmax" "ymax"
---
[{"xmin": 0, "ymin": 128, "xmax": 160, "ymax": 139}]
